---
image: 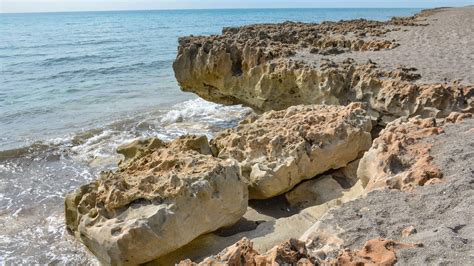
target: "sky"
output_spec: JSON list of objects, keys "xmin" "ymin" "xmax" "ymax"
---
[{"xmin": 1, "ymin": 0, "xmax": 473, "ymax": 13}]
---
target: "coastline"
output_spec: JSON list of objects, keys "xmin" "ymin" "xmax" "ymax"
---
[
  {"xmin": 64, "ymin": 6, "xmax": 474, "ymax": 265},
  {"xmin": 1, "ymin": 6, "xmax": 472, "ymax": 265}
]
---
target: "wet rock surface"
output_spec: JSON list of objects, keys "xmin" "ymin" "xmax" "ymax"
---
[{"xmin": 65, "ymin": 135, "xmax": 248, "ymax": 265}]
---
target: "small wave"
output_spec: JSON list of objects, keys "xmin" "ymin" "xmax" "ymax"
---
[
  {"xmin": 161, "ymin": 98, "xmax": 251, "ymax": 125},
  {"xmin": 0, "ymin": 39, "xmax": 123, "ymax": 51},
  {"xmin": 47, "ymin": 59, "xmax": 173, "ymax": 80},
  {"xmin": 0, "ymin": 142, "xmax": 56, "ymax": 160},
  {"xmin": 0, "ymin": 99, "xmax": 250, "ymax": 166},
  {"xmin": 40, "ymin": 54, "xmax": 112, "ymax": 66},
  {"xmin": 73, "ymin": 39, "xmax": 123, "ymax": 46},
  {"xmin": 0, "ymin": 53, "xmax": 48, "ymax": 59}
]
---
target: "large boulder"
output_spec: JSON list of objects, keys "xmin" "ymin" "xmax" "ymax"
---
[
  {"xmin": 211, "ymin": 103, "xmax": 372, "ymax": 199},
  {"xmin": 65, "ymin": 135, "xmax": 248, "ymax": 265}
]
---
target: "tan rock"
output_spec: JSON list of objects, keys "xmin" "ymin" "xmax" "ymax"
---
[
  {"xmin": 335, "ymin": 238, "xmax": 422, "ymax": 265},
  {"xmin": 178, "ymin": 238, "xmax": 259, "ymax": 266},
  {"xmin": 211, "ymin": 103, "xmax": 372, "ymax": 199},
  {"xmin": 116, "ymin": 137, "xmax": 166, "ymax": 165},
  {"xmin": 337, "ymin": 158, "xmax": 361, "ymax": 186},
  {"xmin": 65, "ymin": 135, "xmax": 248, "ymax": 265},
  {"xmin": 357, "ymin": 117, "xmax": 442, "ymax": 191},
  {"xmin": 173, "ymin": 18, "xmax": 473, "ymax": 123},
  {"xmin": 179, "ymin": 238, "xmax": 316, "ymax": 266},
  {"xmin": 402, "ymin": 226, "xmax": 417, "ymax": 237},
  {"xmin": 357, "ymin": 114, "xmax": 472, "ymax": 191},
  {"xmin": 285, "ymin": 175, "xmax": 345, "ymax": 209},
  {"xmin": 155, "ymin": 180, "xmax": 365, "ymax": 265}
]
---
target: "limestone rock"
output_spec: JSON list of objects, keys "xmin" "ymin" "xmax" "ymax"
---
[
  {"xmin": 211, "ymin": 103, "xmax": 372, "ymax": 199},
  {"xmin": 116, "ymin": 137, "xmax": 166, "ymax": 165},
  {"xmin": 335, "ymin": 239, "xmax": 422, "ymax": 265},
  {"xmin": 357, "ymin": 117, "xmax": 442, "ymax": 191},
  {"xmin": 155, "ymin": 179, "xmax": 365, "ymax": 265},
  {"xmin": 179, "ymin": 238, "xmax": 315, "ymax": 266},
  {"xmin": 285, "ymin": 175, "xmax": 345, "ymax": 209},
  {"xmin": 65, "ymin": 135, "xmax": 248, "ymax": 265},
  {"xmin": 402, "ymin": 226, "xmax": 417, "ymax": 237},
  {"xmin": 173, "ymin": 17, "xmax": 473, "ymax": 123},
  {"xmin": 357, "ymin": 114, "xmax": 472, "ymax": 191}
]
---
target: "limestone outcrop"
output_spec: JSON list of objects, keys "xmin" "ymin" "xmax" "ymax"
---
[
  {"xmin": 211, "ymin": 103, "xmax": 372, "ymax": 199},
  {"xmin": 173, "ymin": 15, "xmax": 473, "ymax": 124},
  {"xmin": 65, "ymin": 135, "xmax": 248, "ymax": 265},
  {"xmin": 357, "ymin": 113, "xmax": 472, "ymax": 191}
]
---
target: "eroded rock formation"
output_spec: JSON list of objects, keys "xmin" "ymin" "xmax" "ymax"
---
[
  {"xmin": 179, "ymin": 238, "xmax": 315, "ymax": 266},
  {"xmin": 211, "ymin": 103, "xmax": 372, "ymax": 199},
  {"xmin": 358, "ymin": 113, "xmax": 472, "ymax": 191},
  {"xmin": 65, "ymin": 135, "xmax": 248, "ymax": 265},
  {"xmin": 180, "ymin": 237, "xmax": 421, "ymax": 266},
  {"xmin": 66, "ymin": 7, "xmax": 474, "ymax": 265},
  {"xmin": 173, "ymin": 15, "xmax": 473, "ymax": 124}
]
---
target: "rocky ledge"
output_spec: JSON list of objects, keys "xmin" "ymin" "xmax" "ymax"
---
[
  {"xmin": 173, "ymin": 9, "xmax": 473, "ymax": 125},
  {"xmin": 66, "ymin": 7, "xmax": 473, "ymax": 265}
]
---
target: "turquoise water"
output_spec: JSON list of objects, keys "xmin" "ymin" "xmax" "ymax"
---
[{"xmin": 0, "ymin": 8, "xmax": 420, "ymax": 264}]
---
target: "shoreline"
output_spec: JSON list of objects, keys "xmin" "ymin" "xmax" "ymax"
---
[
  {"xmin": 1, "ymin": 6, "xmax": 472, "ymax": 265},
  {"xmin": 64, "ymin": 6, "xmax": 474, "ymax": 265}
]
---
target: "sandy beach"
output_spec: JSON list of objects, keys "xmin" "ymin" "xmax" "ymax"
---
[{"xmin": 295, "ymin": 6, "xmax": 474, "ymax": 84}]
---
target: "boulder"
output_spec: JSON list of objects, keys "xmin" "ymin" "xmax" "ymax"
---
[
  {"xmin": 211, "ymin": 103, "xmax": 372, "ymax": 199},
  {"xmin": 65, "ymin": 135, "xmax": 248, "ymax": 265}
]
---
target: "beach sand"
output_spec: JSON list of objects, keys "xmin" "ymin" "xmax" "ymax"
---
[{"xmin": 295, "ymin": 6, "xmax": 474, "ymax": 85}]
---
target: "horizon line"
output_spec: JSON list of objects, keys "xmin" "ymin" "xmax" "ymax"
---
[{"xmin": 0, "ymin": 6, "xmax": 439, "ymax": 15}]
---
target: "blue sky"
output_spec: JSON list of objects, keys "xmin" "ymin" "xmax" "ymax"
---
[{"xmin": 1, "ymin": 0, "xmax": 473, "ymax": 13}]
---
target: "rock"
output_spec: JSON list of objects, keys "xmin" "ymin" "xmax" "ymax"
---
[
  {"xmin": 285, "ymin": 175, "xmax": 345, "ymax": 209},
  {"xmin": 173, "ymin": 17, "xmax": 473, "ymax": 123},
  {"xmin": 335, "ymin": 239, "xmax": 422, "ymax": 265},
  {"xmin": 179, "ymin": 238, "xmax": 316, "ymax": 266},
  {"xmin": 402, "ymin": 226, "xmax": 417, "ymax": 237},
  {"xmin": 178, "ymin": 238, "xmax": 259, "ymax": 266},
  {"xmin": 65, "ymin": 135, "xmax": 248, "ymax": 265},
  {"xmin": 155, "ymin": 180, "xmax": 365, "ymax": 265},
  {"xmin": 357, "ymin": 114, "xmax": 472, "ymax": 191},
  {"xmin": 211, "ymin": 103, "xmax": 372, "ymax": 199},
  {"xmin": 254, "ymin": 239, "xmax": 315, "ymax": 265},
  {"xmin": 179, "ymin": 237, "xmax": 421, "ymax": 266},
  {"xmin": 116, "ymin": 137, "xmax": 166, "ymax": 165},
  {"xmin": 357, "ymin": 117, "xmax": 442, "ymax": 191},
  {"xmin": 336, "ymin": 158, "xmax": 361, "ymax": 186}
]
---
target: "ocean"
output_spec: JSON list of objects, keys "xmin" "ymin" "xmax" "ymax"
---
[{"xmin": 0, "ymin": 8, "xmax": 420, "ymax": 264}]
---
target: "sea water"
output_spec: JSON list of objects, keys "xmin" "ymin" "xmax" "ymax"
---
[{"xmin": 0, "ymin": 8, "xmax": 420, "ymax": 264}]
